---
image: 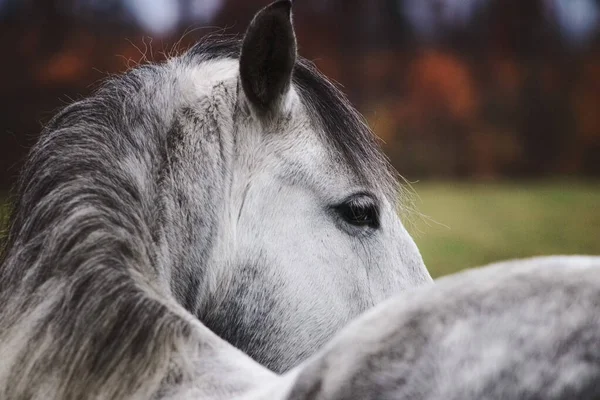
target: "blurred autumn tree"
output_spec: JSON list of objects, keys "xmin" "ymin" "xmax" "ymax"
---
[{"xmin": 0, "ymin": 0, "xmax": 599, "ymax": 191}]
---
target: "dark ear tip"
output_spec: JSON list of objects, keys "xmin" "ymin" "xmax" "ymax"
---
[
  {"xmin": 240, "ymin": 0, "xmax": 297, "ymax": 112},
  {"xmin": 262, "ymin": 0, "xmax": 292, "ymax": 16}
]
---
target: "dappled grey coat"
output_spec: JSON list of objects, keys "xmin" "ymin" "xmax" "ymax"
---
[{"xmin": 1, "ymin": 1, "xmax": 599, "ymax": 399}]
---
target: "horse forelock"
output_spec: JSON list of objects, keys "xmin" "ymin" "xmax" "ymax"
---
[{"xmin": 186, "ymin": 36, "xmax": 402, "ymax": 203}]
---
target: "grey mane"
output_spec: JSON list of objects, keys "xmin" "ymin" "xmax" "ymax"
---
[
  {"xmin": 186, "ymin": 37, "xmax": 399, "ymax": 199},
  {"xmin": 0, "ymin": 35, "xmax": 396, "ymax": 399}
]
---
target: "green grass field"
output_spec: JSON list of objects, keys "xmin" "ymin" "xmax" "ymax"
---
[
  {"xmin": 407, "ymin": 181, "xmax": 600, "ymax": 278},
  {"xmin": 1, "ymin": 182, "xmax": 599, "ymax": 279}
]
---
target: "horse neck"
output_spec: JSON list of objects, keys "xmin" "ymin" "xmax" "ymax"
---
[{"xmin": 0, "ymin": 60, "xmax": 278, "ymax": 399}]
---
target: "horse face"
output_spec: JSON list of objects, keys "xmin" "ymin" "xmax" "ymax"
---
[{"xmin": 190, "ymin": 1, "xmax": 432, "ymax": 372}]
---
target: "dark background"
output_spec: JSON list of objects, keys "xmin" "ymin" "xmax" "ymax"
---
[
  {"xmin": 1, "ymin": 0, "xmax": 600, "ymax": 190},
  {"xmin": 1, "ymin": 0, "xmax": 599, "ymax": 275}
]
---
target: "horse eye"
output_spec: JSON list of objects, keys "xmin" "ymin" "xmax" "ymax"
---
[{"xmin": 335, "ymin": 195, "xmax": 380, "ymax": 229}]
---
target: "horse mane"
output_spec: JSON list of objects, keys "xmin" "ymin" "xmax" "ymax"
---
[
  {"xmin": 187, "ymin": 36, "xmax": 400, "ymax": 200},
  {"xmin": 0, "ymin": 59, "xmax": 191, "ymax": 398}
]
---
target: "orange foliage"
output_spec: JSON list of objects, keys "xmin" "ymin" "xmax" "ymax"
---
[
  {"xmin": 408, "ymin": 50, "xmax": 478, "ymax": 122},
  {"xmin": 37, "ymin": 50, "xmax": 87, "ymax": 83},
  {"xmin": 361, "ymin": 51, "xmax": 395, "ymax": 85},
  {"xmin": 34, "ymin": 33, "xmax": 97, "ymax": 84},
  {"xmin": 573, "ymin": 56, "xmax": 600, "ymax": 142},
  {"xmin": 490, "ymin": 55, "xmax": 521, "ymax": 98}
]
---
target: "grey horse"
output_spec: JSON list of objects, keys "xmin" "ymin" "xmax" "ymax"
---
[{"xmin": 1, "ymin": 1, "xmax": 598, "ymax": 399}]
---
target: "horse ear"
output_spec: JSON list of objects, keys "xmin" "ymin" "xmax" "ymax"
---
[{"xmin": 240, "ymin": 0, "xmax": 297, "ymax": 113}]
